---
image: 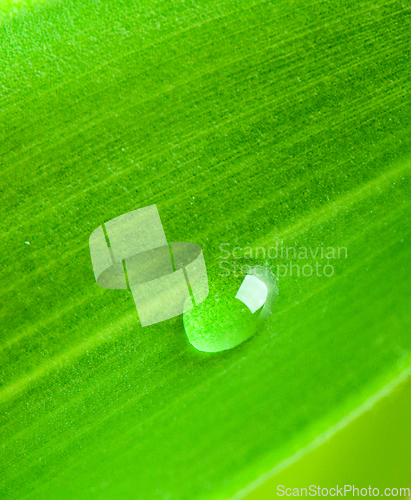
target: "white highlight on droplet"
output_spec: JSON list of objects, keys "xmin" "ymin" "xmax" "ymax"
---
[{"xmin": 235, "ymin": 275, "xmax": 268, "ymax": 314}]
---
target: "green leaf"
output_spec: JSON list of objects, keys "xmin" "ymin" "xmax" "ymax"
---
[{"xmin": 1, "ymin": 1, "xmax": 410, "ymax": 499}]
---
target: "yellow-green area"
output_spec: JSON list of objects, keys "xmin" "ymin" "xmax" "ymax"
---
[
  {"xmin": 1, "ymin": 0, "xmax": 410, "ymax": 499},
  {"xmin": 243, "ymin": 370, "xmax": 411, "ymax": 499}
]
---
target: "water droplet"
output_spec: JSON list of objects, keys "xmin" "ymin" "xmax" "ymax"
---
[{"xmin": 183, "ymin": 266, "xmax": 278, "ymax": 352}]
